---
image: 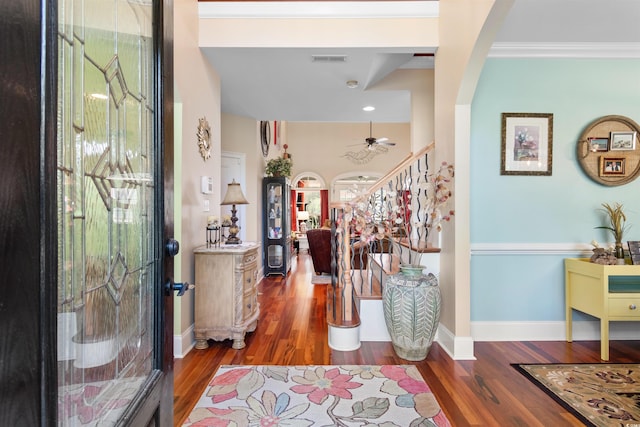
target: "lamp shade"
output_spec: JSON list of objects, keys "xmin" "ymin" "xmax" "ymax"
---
[
  {"xmin": 221, "ymin": 180, "xmax": 249, "ymax": 205},
  {"xmin": 297, "ymin": 211, "xmax": 310, "ymax": 221}
]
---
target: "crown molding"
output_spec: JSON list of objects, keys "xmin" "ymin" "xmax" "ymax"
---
[
  {"xmin": 198, "ymin": 1, "xmax": 439, "ymax": 19},
  {"xmin": 489, "ymin": 42, "xmax": 640, "ymax": 59}
]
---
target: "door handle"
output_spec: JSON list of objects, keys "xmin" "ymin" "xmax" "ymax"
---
[
  {"xmin": 165, "ymin": 280, "xmax": 194, "ymax": 296},
  {"xmin": 166, "ymin": 238, "xmax": 180, "ymax": 257}
]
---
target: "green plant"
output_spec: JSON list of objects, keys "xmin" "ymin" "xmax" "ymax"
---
[
  {"xmin": 595, "ymin": 202, "xmax": 629, "ymax": 244},
  {"xmin": 265, "ymin": 156, "xmax": 292, "ymax": 177}
]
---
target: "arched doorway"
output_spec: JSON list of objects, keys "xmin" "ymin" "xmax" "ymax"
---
[
  {"xmin": 292, "ymin": 172, "xmax": 326, "ymax": 231},
  {"xmin": 331, "ymin": 172, "xmax": 382, "ymax": 203}
]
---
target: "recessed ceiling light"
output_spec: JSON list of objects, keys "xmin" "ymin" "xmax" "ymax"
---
[
  {"xmin": 363, "ymin": 106, "xmax": 375, "ymax": 112},
  {"xmin": 346, "ymin": 80, "xmax": 358, "ymax": 89}
]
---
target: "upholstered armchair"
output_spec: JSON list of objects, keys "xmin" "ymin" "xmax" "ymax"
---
[
  {"xmin": 306, "ymin": 229, "xmax": 369, "ymax": 275},
  {"xmin": 306, "ymin": 229, "xmax": 332, "ymax": 275}
]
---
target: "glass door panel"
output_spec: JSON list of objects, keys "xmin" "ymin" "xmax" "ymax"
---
[{"xmin": 57, "ymin": 0, "xmax": 157, "ymax": 424}]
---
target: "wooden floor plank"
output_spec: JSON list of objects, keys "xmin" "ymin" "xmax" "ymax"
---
[{"xmin": 173, "ymin": 253, "xmax": 640, "ymax": 426}]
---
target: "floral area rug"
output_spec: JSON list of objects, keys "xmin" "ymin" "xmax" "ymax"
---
[
  {"xmin": 311, "ymin": 274, "xmax": 333, "ymax": 285},
  {"xmin": 515, "ymin": 363, "xmax": 640, "ymax": 427},
  {"xmin": 183, "ymin": 365, "xmax": 451, "ymax": 426}
]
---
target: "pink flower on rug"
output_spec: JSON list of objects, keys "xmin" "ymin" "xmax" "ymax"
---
[
  {"xmin": 59, "ymin": 384, "xmax": 130, "ymax": 424},
  {"xmin": 207, "ymin": 368, "xmax": 265, "ymax": 403},
  {"xmin": 290, "ymin": 366, "xmax": 362, "ymax": 405},
  {"xmin": 380, "ymin": 365, "xmax": 450, "ymax": 425},
  {"xmin": 185, "ymin": 407, "xmax": 248, "ymax": 427}
]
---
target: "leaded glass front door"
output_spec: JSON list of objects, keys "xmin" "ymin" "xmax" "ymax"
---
[{"xmin": 56, "ymin": 0, "xmax": 173, "ymax": 425}]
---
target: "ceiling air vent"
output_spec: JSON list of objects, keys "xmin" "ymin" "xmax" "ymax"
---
[{"xmin": 311, "ymin": 55, "xmax": 347, "ymax": 63}]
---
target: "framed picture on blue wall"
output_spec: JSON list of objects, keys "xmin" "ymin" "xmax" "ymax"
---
[
  {"xmin": 599, "ymin": 156, "xmax": 625, "ymax": 176},
  {"xmin": 610, "ymin": 131, "xmax": 636, "ymax": 151},
  {"xmin": 588, "ymin": 137, "xmax": 609, "ymax": 152},
  {"xmin": 501, "ymin": 112, "xmax": 553, "ymax": 176}
]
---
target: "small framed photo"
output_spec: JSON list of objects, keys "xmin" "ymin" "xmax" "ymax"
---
[
  {"xmin": 588, "ymin": 137, "xmax": 609, "ymax": 152},
  {"xmin": 599, "ymin": 156, "xmax": 625, "ymax": 176},
  {"xmin": 610, "ymin": 131, "xmax": 636, "ymax": 150},
  {"xmin": 501, "ymin": 113, "xmax": 553, "ymax": 175},
  {"xmin": 628, "ymin": 241, "xmax": 640, "ymax": 265}
]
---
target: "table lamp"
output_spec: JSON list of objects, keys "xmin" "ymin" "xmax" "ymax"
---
[
  {"xmin": 221, "ymin": 180, "xmax": 249, "ymax": 244},
  {"xmin": 298, "ymin": 210, "xmax": 310, "ymax": 232}
]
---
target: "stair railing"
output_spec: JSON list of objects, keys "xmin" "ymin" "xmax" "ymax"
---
[{"xmin": 328, "ymin": 142, "xmax": 454, "ymax": 327}]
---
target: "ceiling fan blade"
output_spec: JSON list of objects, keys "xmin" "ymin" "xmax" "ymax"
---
[{"xmin": 377, "ymin": 139, "xmax": 395, "ymax": 146}]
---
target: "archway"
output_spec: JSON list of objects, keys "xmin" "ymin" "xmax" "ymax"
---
[{"xmin": 291, "ymin": 172, "xmax": 326, "ymax": 231}]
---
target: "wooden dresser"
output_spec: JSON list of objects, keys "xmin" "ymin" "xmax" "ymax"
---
[
  {"xmin": 565, "ymin": 258, "xmax": 640, "ymax": 360},
  {"xmin": 193, "ymin": 242, "xmax": 260, "ymax": 350}
]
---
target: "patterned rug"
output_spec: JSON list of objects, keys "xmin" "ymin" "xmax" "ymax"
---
[
  {"xmin": 183, "ymin": 365, "xmax": 451, "ymax": 426},
  {"xmin": 515, "ymin": 363, "xmax": 640, "ymax": 427},
  {"xmin": 311, "ymin": 274, "xmax": 332, "ymax": 284}
]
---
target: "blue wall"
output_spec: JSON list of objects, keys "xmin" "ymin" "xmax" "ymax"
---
[{"xmin": 470, "ymin": 58, "xmax": 640, "ymax": 322}]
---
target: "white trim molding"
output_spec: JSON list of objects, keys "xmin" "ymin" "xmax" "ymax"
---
[
  {"xmin": 471, "ymin": 242, "xmax": 594, "ymax": 256},
  {"xmin": 472, "ymin": 320, "xmax": 640, "ymax": 342},
  {"xmin": 489, "ymin": 42, "xmax": 640, "ymax": 59},
  {"xmin": 174, "ymin": 323, "xmax": 195, "ymax": 358},
  {"xmin": 436, "ymin": 324, "xmax": 476, "ymax": 361},
  {"xmin": 199, "ymin": 1, "xmax": 439, "ymax": 19}
]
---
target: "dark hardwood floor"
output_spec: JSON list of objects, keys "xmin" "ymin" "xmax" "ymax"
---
[{"xmin": 174, "ymin": 252, "xmax": 640, "ymax": 426}]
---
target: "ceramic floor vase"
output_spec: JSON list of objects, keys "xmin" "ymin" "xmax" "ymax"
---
[{"xmin": 383, "ymin": 268, "xmax": 441, "ymax": 361}]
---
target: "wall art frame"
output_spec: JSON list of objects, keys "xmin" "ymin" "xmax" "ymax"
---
[
  {"xmin": 576, "ymin": 115, "xmax": 640, "ymax": 186},
  {"xmin": 589, "ymin": 137, "xmax": 609, "ymax": 152},
  {"xmin": 610, "ymin": 131, "xmax": 636, "ymax": 151},
  {"xmin": 501, "ymin": 112, "xmax": 553, "ymax": 176},
  {"xmin": 599, "ymin": 156, "xmax": 625, "ymax": 176}
]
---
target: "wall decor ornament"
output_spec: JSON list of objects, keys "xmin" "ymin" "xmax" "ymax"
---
[
  {"xmin": 577, "ymin": 115, "xmax": 640, "ymax": 186},
  {"xmin": 197, "ymin": 117, "xmax": 211, "ymax": 161},
  {"xmin": 501, "ymin": 112, "xmax": 553, "ymax": 175},
  {"xmin": 260, "ymin": 121, "xmax": 270, "ymax": 158}
]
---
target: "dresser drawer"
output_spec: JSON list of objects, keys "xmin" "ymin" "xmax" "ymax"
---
[
  {"xmin": 243, "ymin": 267, "xmax": 257, "ymax": 292},
  {"xmin": 609, "ymin": 298, "xmax": 640, "ymax": 317},
  {"xmin": 243, "ymin": 291, "xmax": 258, "ymax": 319}
]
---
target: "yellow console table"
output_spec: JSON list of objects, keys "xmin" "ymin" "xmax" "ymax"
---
[{"xmin": 565, "ymin": 258, "xmax": 640, "ymax": 360}]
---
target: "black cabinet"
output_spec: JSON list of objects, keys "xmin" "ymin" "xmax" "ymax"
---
[{"xmin": 263, "ymin": 177, "xmax": 291, "ymax": 276}]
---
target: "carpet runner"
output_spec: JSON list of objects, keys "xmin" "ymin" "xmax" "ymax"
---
[{"xmin": 183, "ymin": 365, "xmax": 451, "ymax": 426}]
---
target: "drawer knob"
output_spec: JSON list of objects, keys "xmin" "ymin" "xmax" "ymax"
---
[{"xmin": 630, "ymin": 304, "xmax": 637, "ymax": 310}]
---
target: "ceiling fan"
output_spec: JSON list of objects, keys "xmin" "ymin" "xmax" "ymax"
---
[
  {"xmin": 342, "ymin": 122, "xmax": 395, "ymax": 164},
  {"xmin": 351, "ymin": 122, "xmax": 396, "ymax": 149}
]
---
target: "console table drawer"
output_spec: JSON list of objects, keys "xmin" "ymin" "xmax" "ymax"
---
[{"xmin": 609, "ymin": 298, "xmax": 640, "ymax": 317}]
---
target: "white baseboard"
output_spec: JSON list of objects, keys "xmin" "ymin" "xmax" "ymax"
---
[
  {"xmin": 173, "ymin": 323, "xmax": 195, "ymax": 358},
  {"xmin": 436, "ymin": 323, "xmax": 476, "ymax": 360},
  {"xmin": 471, "ymin": 320, "xmax": 640, "ymax": 342}
]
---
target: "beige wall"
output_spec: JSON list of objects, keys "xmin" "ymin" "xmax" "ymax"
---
[
  {"xmin": 221, "ymin": 113, "xmax": 262, "ymax": 244},
  {"xmin": 435, "ymin": 0, "xmax": 511, "ymax": 358},
  {"xmin": 174, "ymin": 0, "xmax": 222, "ymax": 342},
  {"xmin": 284, "ymin": 122, "xmax": 411, "ymax": 191}
]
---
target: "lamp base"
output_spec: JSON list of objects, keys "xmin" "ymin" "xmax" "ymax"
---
[{"xmin": 225, "ymin": 236, "xmax": 242, "ymax": 245}]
